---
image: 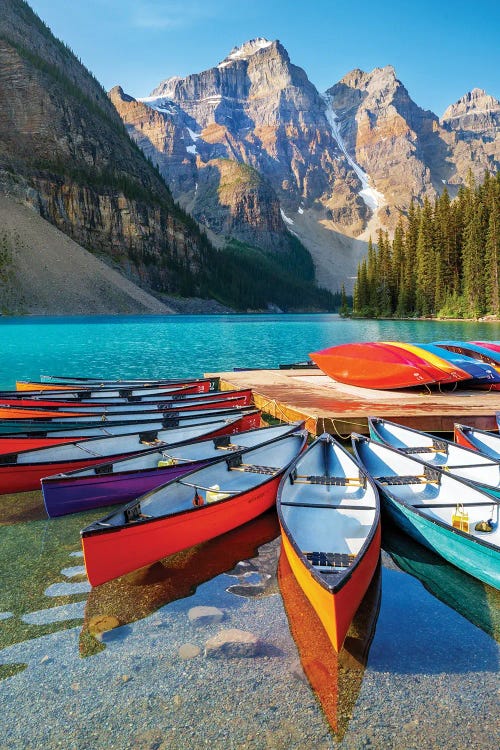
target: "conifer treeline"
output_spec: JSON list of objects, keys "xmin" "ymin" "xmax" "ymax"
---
[{"xmin": 353, "ymin": 171, "xmax": 500, "ymax": 319}]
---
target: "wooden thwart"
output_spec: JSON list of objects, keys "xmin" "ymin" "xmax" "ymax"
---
[{"xmin": 292, "ymin": 474, "xmax": 365, "ymax": 487}]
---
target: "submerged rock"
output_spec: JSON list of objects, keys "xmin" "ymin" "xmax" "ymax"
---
[
  {"xmin": 204, "ymin": 628, "xmax": 261, "ymax": 658},
  {"xmin": 178, "ymin": 643, "xmax": 201, "ymax": 660},
  {"xmin": 188, "ymin": 605, "xmax": 224, "ymax": 626}
]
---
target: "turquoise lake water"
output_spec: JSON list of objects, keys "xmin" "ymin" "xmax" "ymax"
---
[{"xmin": 0, "ymin": 314, "xmax": 499, "ymax": 749}]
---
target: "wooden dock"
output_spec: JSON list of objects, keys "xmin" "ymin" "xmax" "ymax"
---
[{"xmin": 210, "ymin": 369, "xmax": 500, "ymax": 437}]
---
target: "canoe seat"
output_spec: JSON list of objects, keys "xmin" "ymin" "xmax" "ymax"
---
[
  {"xmin": 124, "ymin": 503, "xmax": 152, "ymax": 523},
  {"xmin": 305, "ymin": 551, "xmax": 356, "ymax": 570},
  {"xmin": 400, "ymin": 446, "xmax": 447, "ymax": 455},
  {"xmin": 376, "ymin": 466, "xmax": 441, "ymax": 485},
  {"xmin": 293, "ymin": 474, "xmax": 365, "ymax": 487},
  {"xmin": 234, "ymin": 464, "xmax": 278, "ymax": 475},
  {"xmin": 0, "ymin": 453, "xmax": 17, "ymax": 465},
  {"xmin": 212, "ymin": 435, "xmax": 242, "ymax": 450},
  {"xmin": 94, "ymin": 463, "xmax": 113, "ymax": 475}
]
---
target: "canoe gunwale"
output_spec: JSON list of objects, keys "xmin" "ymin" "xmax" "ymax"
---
[{"xmin": 81, "ymin": 430, "xmax": 309, "ymax": 540}]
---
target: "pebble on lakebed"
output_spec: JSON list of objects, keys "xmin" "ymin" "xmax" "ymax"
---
[
  {"xmin": 187, "ymin": 605, "xmax": 224, "ymax": 626},
  {"xmin": 178, "ymin": 643, "xmax": 201, "ymax": 660},
  {"xmin": 88, "ymin": 614, "xmax": 120, "ymax": 636},
  {"xmin": 204, "ymin": 628, "xmax": 261, "ymax": 658}
]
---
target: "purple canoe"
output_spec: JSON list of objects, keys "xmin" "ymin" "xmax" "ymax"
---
[{"xmin": 42, "ymin": 422, "xmax": 304, "ymax": 517}]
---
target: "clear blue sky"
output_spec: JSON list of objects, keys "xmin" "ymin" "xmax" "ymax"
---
[{"xmin": 29, "ymin": 0, "xmax": 499, "ymax": 117}]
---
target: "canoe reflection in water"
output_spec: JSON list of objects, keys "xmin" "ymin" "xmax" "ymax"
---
[
  {"xmin": 79, "ymin": 510, "xmax": 280, "ymax": 656},
  {"xmin": 383, "ymin": 521, "xmax": 500, "ymax": 643},
  {"xmin": 278, "ymin": 549, "xmax": 381, "ymax": 741}
]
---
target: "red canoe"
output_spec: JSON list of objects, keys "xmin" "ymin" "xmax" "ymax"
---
[
  {"xmin": 81, "ymin": 431, "xmax": 308, "ymax": 586},
  {"xmin": 0, "ymin": 413, "xmax": 258, "ymax": 494},
  {"xmin": 0, "ymin": 389, "xmax": 253, "ymax": 419},
  {"xmin": 0, "ymin": 392, "xmax": 253, "ymax": 422},
  {"xmin": 0, "ymin": 410, "xmax": 261, "ymax": 456},
  {"xmin": 14, "ymin": 378, "xmax": 215, "ymax": 394},
  {"xmin": 310, "ymin": 341, "xmax": 459, "ymax": 389}
]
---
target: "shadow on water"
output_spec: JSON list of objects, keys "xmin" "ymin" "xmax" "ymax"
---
[
  {"xmin": 382, "ymin": 520, "xmax": 500, "ymax": 643},
  {"xmin": 0, "ymin": 490, "xmax": 47, "ymax": 525},
  {"xmin": 278, "ymin": 548, "xmax": 381, "ymax": 742},
  {"xmin": 79, "ymin": 510, "xmax": 280, "ymax": 657}
]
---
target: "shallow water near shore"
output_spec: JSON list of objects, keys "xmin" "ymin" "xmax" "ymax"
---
[{"xmin": 0, "ymin": 314, "xmax": 499, "ymax": 749}]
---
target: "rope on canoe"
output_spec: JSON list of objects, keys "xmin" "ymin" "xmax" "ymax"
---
[{"xmin": 316, "ymin": 415, "xmax": 366, "ymax": 441}]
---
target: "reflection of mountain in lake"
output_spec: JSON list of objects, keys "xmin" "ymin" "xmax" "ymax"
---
[
  {"xmin": 278, "ymin": 547, "xmax": 381, "ymax": 741},
  {"xmin": 80, "ymin": 510, "xmax": 279, "ymax": 656},
  {"xmin": 383, "ymin": 522, "xmax": 500, "ymax": 642}
]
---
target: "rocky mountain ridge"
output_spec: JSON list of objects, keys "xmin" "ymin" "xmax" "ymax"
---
[{"xmin": 112, "ymin": 38, "xmax": 500, "ymax": 291}]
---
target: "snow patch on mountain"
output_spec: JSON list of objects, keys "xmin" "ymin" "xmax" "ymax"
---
[
  {"xmin": 322, "ymin": 94, "xmax": 385, "ymax": 212},
  {"xmin": 139, "ymin": 95, "xmax": 177, "ymax": 115},
  {"xmin": 218, "ymin": 38, "xmax": 273, "ymax": 68}
]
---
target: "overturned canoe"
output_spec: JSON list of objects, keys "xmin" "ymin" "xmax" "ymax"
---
[
  {"xmin": 277, "ymin": 433, "xmax": 380, "ymax": 652},
  {"xmin": 352, "ymin": 434, "xmax": 500, "ymax": 589},
  {"xmin": 310, "ymin": 342, "xmax": 456, "ymax": 389},
  {"xmin": 406, "ymin": 343, "xmax": 500, "ymax": 388},
  {"xmin": 81, "ymin": 430, "xmax": 308, "ymax": 587},
  {"xmin": 42, "ymin": 421, "xmax": 304, "ymax": 517},
  {"xmin": 380, "ymin": 341, "xmax": 471, "ymax": 384}
]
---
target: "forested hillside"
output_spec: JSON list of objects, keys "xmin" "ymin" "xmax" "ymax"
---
[{"xmin": 353, "ymin": 172, "xmax": 500, "ymax": 319}]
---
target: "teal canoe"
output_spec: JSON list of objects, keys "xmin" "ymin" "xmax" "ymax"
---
[{"xmin": 352, "ymin": 434, "xmax": 500, "ymax": 590}]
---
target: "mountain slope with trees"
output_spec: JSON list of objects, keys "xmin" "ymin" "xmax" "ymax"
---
[{"xmin": 353, "ymin": 172, "xmax": 500, "ymax": 319}]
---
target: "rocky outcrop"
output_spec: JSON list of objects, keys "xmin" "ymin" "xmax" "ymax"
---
[
  {"xmin": 440, "ymin": 89, "xmax": 500, "ymax": 185},
  {"xmin": 110, "ymin": 86, "xmax": 290, "ymax": 251},
  {"xmin": 327, "ymin": 66, "xmax": 447, "ymax": 221},
  {"xmin": 0, "ymin": 0, "xmax": 211, "ymax": 299}
]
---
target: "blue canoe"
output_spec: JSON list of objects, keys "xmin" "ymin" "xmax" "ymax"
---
[{"xmin": 413, "ymin": 343, "xmax": 500, "ymax": 387}]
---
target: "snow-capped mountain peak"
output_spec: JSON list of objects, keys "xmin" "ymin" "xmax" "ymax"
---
[{"xmin": 218, "ymin": 38, "xmax": 274, "ymax": 68}]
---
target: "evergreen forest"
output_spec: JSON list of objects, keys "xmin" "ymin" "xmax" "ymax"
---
[{"xmin": 353, "ymin": 171, "xmax": 500, "ymax": 319}]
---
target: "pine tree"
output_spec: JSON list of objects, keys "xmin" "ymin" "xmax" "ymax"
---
[
  {"xmin": 485, "ymin": 177, "xmax": 500, "ymax": 315},
  {"xmin": 462, "ymin": 196, "xmax": 487, "ymax": 317},
  {"xmin": 415, "ymin": 197, "xmax": 435, "ymax": 316},
  {"xmin": 339, "ymin": 283, "xmax": 350, "ymax": 317}
]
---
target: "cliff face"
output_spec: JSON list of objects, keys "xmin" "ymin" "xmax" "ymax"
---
[
  {"xmin": 327, "ymin": 66, "xmax": 445, "ymax": 215},
  {"xmin": 0, "ymin": 0, "xmax": 209, "ymax": 298}
]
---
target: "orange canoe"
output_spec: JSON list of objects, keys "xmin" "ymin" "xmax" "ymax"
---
[
  {"xmin": 310, "ymin": 341, "xmax": 461, "ymax": 389},
  {"xmin": 277, "ymin": 432, "xmax": 380, "ymax": 652}
]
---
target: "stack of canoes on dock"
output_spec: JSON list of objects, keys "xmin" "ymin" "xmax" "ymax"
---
[
  {"xmin": 310, "ymin": 340, "xmax": 500, "ymax": 389},
  {"xmin": 2, "ymin": 369, "xmax": 499, "ymax": 661}
]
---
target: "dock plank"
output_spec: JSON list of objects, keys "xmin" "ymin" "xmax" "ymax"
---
[{"xmin": 207, "ymin": 370, "xmax": 500, "ymax": 436}]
